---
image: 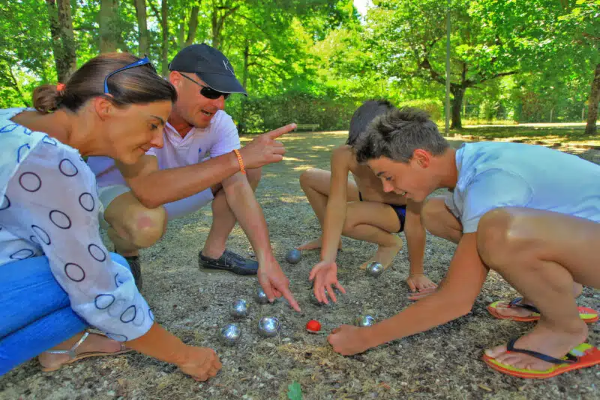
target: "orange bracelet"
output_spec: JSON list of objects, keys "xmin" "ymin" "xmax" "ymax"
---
[{"xmin": 233, "ymin": 149, "xmax": 246, "ymax": 174}]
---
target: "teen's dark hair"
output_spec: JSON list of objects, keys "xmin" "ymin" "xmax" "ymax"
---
[
  {"xmin": 33, "ymin": 53, "xmax": 177, "ymax": 114},
  {"xmin": 346, "ymin": 99, "xmax": 395, "ymax": 146},
  {"xmin": 354, "ymin": 107, "xmax": 449, "ymax": 163}
]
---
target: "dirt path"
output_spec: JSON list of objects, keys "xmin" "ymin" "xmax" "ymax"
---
[{"xmin": 1, "ymin": 131, "xmax": 599, "ymax": 400}]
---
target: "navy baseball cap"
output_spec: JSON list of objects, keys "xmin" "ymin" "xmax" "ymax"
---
[{"xmin": 168, "ymin": 44, "xmax": 247, "ymax": 95}]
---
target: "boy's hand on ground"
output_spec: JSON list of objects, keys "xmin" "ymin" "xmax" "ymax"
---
[
  {"xmin": 406, "ymin": 273, "xmax": 437, "ymax": 300},
  {"xmin": 309, "ymin": 260, "xmax": 346, "ymax": 304},
  {"xmin": 258, "ymin": 257, "xmax": 301, "ymax": 312},
  {"xmin": 177, "ymin": 346, "xmax": 222, "ymax": 381},
  {"xmin": 328, "ymin": 325, "xmax": 370, "ymax": 356},
  {"xmin": 239, "ymin": 124, "xmax": 296, "ymax": 169}
]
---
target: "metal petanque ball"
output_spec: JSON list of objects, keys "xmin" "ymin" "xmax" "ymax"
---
[
  {"xmin": 231, "ymin": 299, "xmax": 249, "ymax": 318},
  {"xmin": 256, "ymin": 287, "xmax": 269, "ymax": 304},
  {"xmin": 258, "ymin": 316, "xmax": 281, "ymax": 337},
  {"xmin": 220, "ymin": 323, "xmax": 242, "ymax": 345},
  {"xmin": 355, "ymin": 315, "xmax": 376, "ymax": 327},
  {"xmin": 365, "ymin": 262, "xmax": 384, "ymax": 278},
  {"xmin": 285, "ymin": 249, "xmax": 302, "ymax": 264}
]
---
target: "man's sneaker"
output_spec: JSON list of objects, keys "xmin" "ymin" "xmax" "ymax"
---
[
  {"xmin": 199, "ymin": 249, "xmax": 258, "ymax": 275},
  {"xmin": 124, "ymin": 255, "xmax": 143, "ymax": 289}
]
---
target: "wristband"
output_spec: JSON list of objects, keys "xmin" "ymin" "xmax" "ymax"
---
[{"xmin": 233, "ymin": 149, "xmax": 246, "ymax": 174}]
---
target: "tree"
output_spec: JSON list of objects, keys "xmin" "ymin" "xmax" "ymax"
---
[
  {"xmin": 46, "ymin": 0, "xmax": 77, "ymax": 82},
  {"xmin": 366, "ymin": 0, "xmax": 520, "ymax": 129},
  {"xmin": 133, "ymin": 0, "xmax": 150, "ymax": 56},
  {"xmin": 100, "ymin": 0, "xmax": 119, "ymax": 53}
]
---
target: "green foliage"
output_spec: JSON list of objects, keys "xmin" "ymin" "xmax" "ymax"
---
[
  {"xmin": 227, "ymin": 90, "xmax": 358, "ymax": 134},
  {"xmin": 398, "ymin": 99, "xmax": 443, "ymax": 122},
  {"xmin": 1, "ymin": 0, "xmax": 597, "ymax": 128},
  {"xmin": 287, "ymin": 381, "xmax": 303, "ymax": 400}
]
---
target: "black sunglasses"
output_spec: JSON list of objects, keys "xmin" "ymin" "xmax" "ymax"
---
[{"xmin": 180, "ymin": 73, "xmax": 230, "ymax": 100}]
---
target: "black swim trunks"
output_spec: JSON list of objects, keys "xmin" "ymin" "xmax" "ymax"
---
[{"xmin": 358, "ymin": 192, "xmax": 406, "ymax": 233}]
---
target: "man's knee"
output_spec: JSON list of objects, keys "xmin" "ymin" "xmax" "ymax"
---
[
  {"xmin": 477, "ymin": 207, "xmax": 528, "ymax": 268},
  {"xmin": 120, "ymin": 206, "xmax": 167, "ymax": 249}
]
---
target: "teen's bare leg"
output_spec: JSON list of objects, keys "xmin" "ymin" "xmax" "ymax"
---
[
  {"xmin": 104, "ymin": 192, "xmax": 167, "ymax": 257},
  {"xmin": 201, "ymin": 168, "xmax": 262, "ymax": 259},
  {"xmin": 297, "ymin": 168, "xmax": 359, "ymax": 250},
  {"xmin": 479, "ymin": 208, "xmax": 600, "ymax": 371},
  {"xmin": 38, "ymin": 331, "xmax": 124, "ymax": 370},
  {"xmin": 340, "ymin": 201, "xmax": 403, "ymax": 269},
  {"xmin": 421, "ymin": 197, "xmax": 463, "ymax": 244}
]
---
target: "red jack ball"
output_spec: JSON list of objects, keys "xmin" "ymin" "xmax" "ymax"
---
[{"xmin": 306, "ymin": 320, "xmax": 321, "ymax": 333}]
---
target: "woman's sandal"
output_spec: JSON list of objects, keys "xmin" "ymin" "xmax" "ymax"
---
[{"xmin": 40, "ymin": 330, "xmax": 132, "ymax": 372}]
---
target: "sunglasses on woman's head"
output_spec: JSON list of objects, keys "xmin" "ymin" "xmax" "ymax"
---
[
  {"xmin": 104, "ymin": 57, "xmax": 155, "ymax": 94},
  {"xmin": 179, "ymin": 73, "xmax": 230, "ymax": 100}
]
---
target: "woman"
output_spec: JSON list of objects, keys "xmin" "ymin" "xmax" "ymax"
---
[{"xmin": 0, "ymin": 53, "xmax": 221, "ymax": 380}]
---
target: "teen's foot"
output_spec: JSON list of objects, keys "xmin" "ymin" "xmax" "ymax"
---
[
  {"xmin": 38, "ymin": 332, "xmax": 125, "ymax": 371},
  {"xmin": 297, "ymin": 237, "xmax": 342, "ymax": 251},
  {"xmin": 485, "ymin": 320, "xmax": 588, "ymax": 371},
  {"xmin": 359, "ymin": 236, "xmax": 403, "ymax": 270},
  {"xmin": 493, "ymin": 283, "xmax": 584, "ymax": 319},
  {"xmin": 493, "ymin": 298, "xmax": 539, "ymax": 319}
]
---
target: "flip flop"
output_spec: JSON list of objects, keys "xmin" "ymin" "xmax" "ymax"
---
[
  {"xmin": 487, "ymin": 297, "xmax": 599, "ymax": 323},
  {"xmin": 41, "ymin": 331, "xmax": 132, "ymax": 372},
  {"xmin": 483, "ymin": 339, "xmax": 600, "ymax": 379}
]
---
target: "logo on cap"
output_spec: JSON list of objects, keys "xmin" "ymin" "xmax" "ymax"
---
[{"xmin": 223, "ymin": 60, "xmax": 234, "ymax": 74}]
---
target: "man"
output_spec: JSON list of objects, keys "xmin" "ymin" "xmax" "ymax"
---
[
  {"xmin": 327, "ymin": 107, "xmax": 600, "ymax": 379},
  {"xmin": 87, "ymin": 44, "xmax": 300, "ymax": 311}
]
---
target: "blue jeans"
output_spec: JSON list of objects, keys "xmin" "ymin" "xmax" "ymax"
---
[{"xmin": 0, "ymin": 253, "xmax": 130, "ymax": 376}]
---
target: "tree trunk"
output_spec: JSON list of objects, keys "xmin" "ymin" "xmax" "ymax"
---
[
  {"xmin": 585, "ymin": 63, "xmax": 600, "ymax": 136},
  {"xmin": 184, "ymin": 6, "xmax": 199, "ymax": 47},
  {"xmin": 211, "ymin": 10, "xmax": 220, "ymax": 49},
  {"xmin": 57, "ymin": 0, "xmax": 76, "ymax": 78},
  {"xmin": 100, "ymin": 0, "xmax": 118, "ymax": 53},
  {"xmin": 160, "ymin": 0, "xmax": 169, "ymax": 76},
  {"xmin": 45, "ymin": 0, "xmax": 76, "ymax": 82},
  {"xmin": 239, "ymin": 42, "xmax": 250, "ymax": 133},
  {"xmin": 450, "ymin": 86, "xmax": 466, "ymax": 129},
  {"xmin": 133, "ymin": 0, "xmax": 149, "ymax": 56}
]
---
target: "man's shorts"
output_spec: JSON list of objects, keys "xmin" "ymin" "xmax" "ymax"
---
[{"xmin": 97, "ymin": 184, "xmax": 215, "ymax": 229}]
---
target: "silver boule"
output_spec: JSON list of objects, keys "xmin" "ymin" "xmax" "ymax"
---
[
  {"xmin": 285, "ymin": 249, "xmax": 302, "ymax": 264},
  {"xmin": 256, "ymin": 287, "xmax": 269, "ymax": 304},
  {"xmin": 258, "ymin": 316, "xmax": 281, "ymax": 337},
  {"xmin": 365, "ymin": 262, "xmax": 384, "ymax": 277},
  {"xmin": 231, "ymin": 299, "xmax": 249, "ymax": 318},
  {"xmin": 220, "ymin": 323, "xmax": 242, "ymax": 345},
  {"xmin": 355, "ymin": 315, "xmax": 376, "ymax": 327}
]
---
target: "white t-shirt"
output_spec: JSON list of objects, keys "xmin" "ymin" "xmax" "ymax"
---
[
  {"xmin": 446, "ymin": 142, "xmax": 600, "ymax": 233},
  {"xmin": 0, "ymin": 108, "xmax": 153, "ymax": 342},
  {"xmin": 87, "ymin": 110, "xmax": 241, "ymax": 187}
]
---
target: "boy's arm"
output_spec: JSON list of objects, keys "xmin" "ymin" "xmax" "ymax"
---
[
  {"xmin": 320, "ymin": 146, "xmax": 353, "ymax": 263},
  {"xmin": 328, "ymin": 232, "xmax": 488, "ymax": 355},
  {"xmin": 404, "ymin": 200, "xmax": 426, "ymax": 275},
  {"xmin": 310, "ymin": 146, "xmax": 352, "ymax": 304}
]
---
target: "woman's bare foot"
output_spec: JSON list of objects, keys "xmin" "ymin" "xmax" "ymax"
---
[
  {"xmin": 485, "ymin": 320, "xmax": 588, "ymax": 371},
  {"xmin": 38, "ymin": 332, "xmax": 126, "ymax": 370},
  {"xmin": 359, "ymin": 236, "xmax": 403, "ymax": 270},
  {"xmin": 297, "ymin": 237, "xmax": 342, "ymax": 251}
]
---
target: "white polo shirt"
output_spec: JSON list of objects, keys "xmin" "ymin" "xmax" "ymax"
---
[{"xmin": 88, "ymin": 110, "xmax": 241, "ymax": 188}]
